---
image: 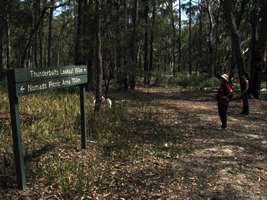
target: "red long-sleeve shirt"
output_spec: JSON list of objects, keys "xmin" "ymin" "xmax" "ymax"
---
[{"xmin": 217, "ymin": 83, "xmax": 233, "ymax": 105}]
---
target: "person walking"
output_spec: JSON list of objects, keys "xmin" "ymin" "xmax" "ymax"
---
[{"xmin": 217, "ymin": 74, "xmax": 233, "ymax": 129}]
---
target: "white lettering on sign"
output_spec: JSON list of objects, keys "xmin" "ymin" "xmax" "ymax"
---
[
  {"xmin": 71, "ymin": 77, "xmax": 81, "ymax": 84},
  {"xmin": 62, "ymin": 79, "xmax": 71, "ymax": 86},
  {"xmin": 28, "ymin": 83, "xmax": 47, "ymax": 92},
  {"xmin": 61, "ymin": 68, "xmax": 75, "ymax": 75},
  {"xmin": 20, "ymin": 86, "xmax": 26, "ymax": 93},
  {"xmin": 30, "ymin": 69, "xmax": 59, "ymax": 78},
  {"xmin": 74, "ymin": 68, "xmax": 86, "ymax": 74},
  {"xmin": 48, "ymin": 81, "xmax": 61, "ymax": 88}
]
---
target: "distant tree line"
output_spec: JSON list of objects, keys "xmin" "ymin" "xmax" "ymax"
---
[{"xmin": 0, "ymin": 0, "xmax": 266, "ymax": 97}]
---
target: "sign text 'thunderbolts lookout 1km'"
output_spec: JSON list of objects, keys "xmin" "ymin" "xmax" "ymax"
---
[{"xmin": 11, "ymin": 65, "xmax": 88, "ymax": 96}]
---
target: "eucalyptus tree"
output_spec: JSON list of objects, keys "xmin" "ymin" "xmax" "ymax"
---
[
  {"xmin": 148, "ymin": 0, "xmax": 156, "ymax": 83},
  {"xmin": 222, "ymin": 0, "xmax": 246, "ymax": 79},
  {"xmin": 95, "ymin": 0, "xmax": 103, "ymax": 111},
  {"xmin": 251, "ymin": 0, "xmax": 267, "ymax": 98},
  {"xmin": 144, "ymin": 0, "xmax": 149, "ymax": 85},
  {"xmin": 188, "ymin": 0, "xmax": 192, "ymax": 75}
]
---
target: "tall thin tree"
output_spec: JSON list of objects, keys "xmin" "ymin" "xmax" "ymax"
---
[
  {"xmin": 95, "ymin": 0, "xmax": 103, "ymax": 111},
  {"xmin": 222, "ymin": 0, "xmax": 245, "ymax": 79},
  {"xmin": 178, "ymin": 0, "xmax": 182, "ymax": 72},
  {"xmin": 47, "ymin": 0, "xmax": 54, "ymax": 67},
  {"xmin": 144, "ymin": 0, "xmax": 149, "ymax": 85},
  {"xmin": 170, "ymin": 0, "xmax": 176, "ymax": 76},
  {"xmin": 129, "ymin": 0, "xmax": 139, "ymax": 89},
  {"xmin": 188, "ymin": 0, "xmax": 192, "ymax": 75},
  {"xmin": 148, "ymin": 0, "xmax": 156, "ymax": 84}
]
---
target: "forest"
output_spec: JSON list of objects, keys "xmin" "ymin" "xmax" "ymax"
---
[{"xmin": 0, "ymin": 0, "xmax": 267, "ymax": 199}]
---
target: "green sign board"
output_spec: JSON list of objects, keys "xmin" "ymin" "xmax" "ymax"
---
[
  {"xmin": 16, "ymin": 75, "xmax": 88, "ymax": 95},
  {"xmin": 7, "ymin": 65, "xmax": 88, "ymax": 190},
  {"xmin": 10, "ymin": 65, "xmax": 88, "ymax": 95}
]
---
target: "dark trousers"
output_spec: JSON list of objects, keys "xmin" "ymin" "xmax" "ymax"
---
[
  {"xmin": 218, "ymin": 102, "xmax": 228, "ymax": 128},
  {"xmin": 242, "ymin": 93, "xmax": 249, "ymax": 114}
]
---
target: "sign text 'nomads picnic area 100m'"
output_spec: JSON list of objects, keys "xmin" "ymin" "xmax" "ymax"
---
[{"xmin": 7, "ymin": 65, "xmax": 88, "ymax": 190}]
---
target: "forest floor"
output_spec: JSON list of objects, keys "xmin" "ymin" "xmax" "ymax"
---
[{"xmin": 1, "ymin": 86, "xmax": 267, "ymax": 199}]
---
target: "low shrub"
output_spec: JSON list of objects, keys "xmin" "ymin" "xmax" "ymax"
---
[{"xmin": 167, "ymin": 73, "xmax": 220, "ymax": 90}]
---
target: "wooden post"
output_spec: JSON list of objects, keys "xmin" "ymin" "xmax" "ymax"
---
[
  {"xmin": 80, "ymin": 85, "xmax": 87, "ymax": 149},
  {"xmin": 7, "ymin": 70, "xmax": 26, "ymax": 190}
]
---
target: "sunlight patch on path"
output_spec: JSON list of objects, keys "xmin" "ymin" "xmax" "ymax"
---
[{"xmin": 191, "ymin": 145, "xmax": 245, "ymax": 158}]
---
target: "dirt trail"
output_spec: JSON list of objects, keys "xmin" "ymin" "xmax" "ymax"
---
[
  {"xmin": 108, "ymin": 86, "xmax": 267, "ymax": 199},
  {"xmin": 1, "ymin": 86, "xmax": 266, "ymax": 199}
]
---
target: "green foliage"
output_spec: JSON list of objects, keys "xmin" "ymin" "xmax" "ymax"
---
[
  {"xmin": 168, "ymin": 73, "xmax": 220, "ymax": 90},
  {"xmin": 89, "ymin": 102, "xmax": 132, "ymax": 160},
  {"xmin": 41, "ymin": 151, "xmax": 97, "ymax": 197},
  {"xmin": 0, "ymin": 87, "xmax": 131, "ymax": 193}
]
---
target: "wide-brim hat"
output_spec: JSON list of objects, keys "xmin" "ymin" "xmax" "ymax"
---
[{"xmin": 220, "ymin": 74, "xmax": 229, "ymax": 82}]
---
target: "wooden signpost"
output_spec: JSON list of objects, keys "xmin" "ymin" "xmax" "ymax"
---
[{"xmin": 7, "ymin": 65, "xmax": 88, "ymax": 190}]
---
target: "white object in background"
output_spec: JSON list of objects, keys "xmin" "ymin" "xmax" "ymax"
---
[
  {"xmin": 93, "ymin": 96, "xmax": 112, "ymax": 108},
  {"xmin": 105, "ymin": 98, "xmax": 112, "ymax": 108}
]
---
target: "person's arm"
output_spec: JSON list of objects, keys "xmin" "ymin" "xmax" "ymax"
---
[
  {"xmin": 241, "ymin": 79, "xmax": 249, "ymax": 96},
  {"xmin": 225, "ymin": 84, "xmax": 233, "ymax": 100}
]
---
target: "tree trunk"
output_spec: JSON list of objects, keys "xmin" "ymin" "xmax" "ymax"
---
[
  {"xmin": 115, "ymin": 3, "xmax": 122, "ymax": 84},
  {"xmin": 32, "ymin": 0, "xmax": 40, "ymax": 68},
  {"xmin": 123, "ymin": 0, "xmax": 128, "ymax": 90},
  {"xmin": 75, "ymin": 0, "xmax": 83, "ymax": 65},
  {"xmin": 237, "ymin": 0, "xmax": 248, "ymax": 29},
  {"xmin": 188, "ymin": 0, "xmax": 192, "ymax": 75},
  {"xmin": 148, "ymin": 0, "xmax": 156, "ymax": 84},
  {"xmin": 198, "ymin": 0, "xmax": 203, "ymax": 72},
  {"xmin": 5, "ymin": 14, "xmax": 10, "ymax": 69},
  {"xmin": 207, "ymin": 0, "xmax": 215, "ymax": 76},
  {"xmin": 170, "ymin": 0, "xmax": 176, "ymax": 76},
  {"xmin": 178, "ymin": 0, "xmax": 182, "ymax": 72},
  {"xmin": 95, "ymin": 0, "xmax": 103, "ymax": 111},
  {"xmin": 222, "ymin": 0, "xmax": 245, "ymax": 79},
  {"xmin": 129, "ymin": 0, "xmax": 139, "ymax": 89},
  {"xmin": 47, "ymin": 0, "xmax": 54, "ymax": 67},
  {"xmin": 143, "ymin": 0, "xmax": 149, "ymax": 85},
  {"xmin": 251, "ymin": 1, "xmax": 267, "ymax": 98},
  {"xmin": 0, "ymin": 8, "xmax": 3, "ymax": 71},
  {"xmin": 249, "ymin": 0, "xmax": 257, "ymax": 95}
]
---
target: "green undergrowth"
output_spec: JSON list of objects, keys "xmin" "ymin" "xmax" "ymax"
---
[
  {"xmin": 0, "ymin": 87, "xmax": 137, "ymax": 195},
  {"xmin": 0, "ymin": 88, "xmax": 98, "ymax": 195},
  {"xmin": 168, "ymin": 73, "xmax": 220, "ymax": 90},
  {"xmin": 0, "ymin": 87, "xmax": 184, "ymax": 197},
  {"xmin": 154, "ymin": 72, "xmax": 220, "ymax": 90}
]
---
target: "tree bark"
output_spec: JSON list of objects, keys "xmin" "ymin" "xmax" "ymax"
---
[
  {"xmin": 251, "ymin": 0, "xmax": 267, "ymax": 98},
  {"xmin": 144, "ymin": 0, "xmax": 149, "ymax": 85},
  {"xmin": 237, "ymin": 0, "xmax": 248, "ymax": 29},
  {"xmin": 47, "ymin": 0, "xmax": 54, "ymax": 67},
  {"xmin": 32, "ymin": 0, "xmax": 40, "ymax": 68},
  {"xmin": 170, "ymin": 0, "xmax": 176, "ymax": 76},
  {"xmin": 123, "ymin": 0, "xmax": 128, "ymax": 90},
  {"xmin": 129, "ymin": 0, "xmax": 139, "ymax": 89},
  {"xmin": 207, "ymin": 0, "xmax": 215, "ymax": 76},
  {"xmin": 148, "ymin": 0, "xmax": 156, "ymax": 84},
  {"xmin": 5, "ymin": 13, "xmax": 10, "ymax": 69},
  {"xmin": 222, "ymin": 0, "xmax": 245, "ymax": 79},
  {"xmin": 0, "ymin": 5, "xmax": 3, "ymax": 71},
  {"xmin": 178, "ymin": 0, "xmax": 182, "ymax": 72},
  {"xmin": 198, "ymin": 0, "xmax": 203, "ymax": 72},
  {"xmin": 95, "ymin": 0, "xmax": 103, "ymax": 111},
  {"xmin": 188, "ymin": 0, "xmax": 192, "ymax": 75},
  {"xmin": 75, "ymin": 0, "xmax": 83, "ymax": 65}
]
